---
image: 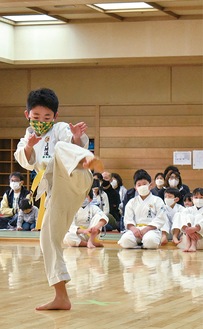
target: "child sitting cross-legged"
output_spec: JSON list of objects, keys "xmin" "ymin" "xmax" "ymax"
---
[
  {"xmin": 161, "ymin": 187, "xmax": 185, "ymax": 245},
  {"xmin": 17, "ymin": 198, "xmax": 38, "ymax": 231},
  {"xmin": 177, "ymin": 187, "xmax": 203, "ymax": 252},
  {"xmin": 63, "ymin": 189, "xmax": 108, "ymax": 248}
]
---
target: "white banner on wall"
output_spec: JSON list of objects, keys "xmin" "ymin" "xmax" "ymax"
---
[
  {"xmin": 193, "ymin": 150, "xmax": 203, "ymax": 169},
  {"xmin": 173, "ymin": 151, "xmax": 192, "ymax": 165}
]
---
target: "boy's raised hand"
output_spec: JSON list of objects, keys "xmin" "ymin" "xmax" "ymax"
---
[
  {"xmin": 27, "ymin": 133, "xmax": 42, "ymax": 148},
  {"xmin": 69, "ymin": 122, "xmax": 87, "ymax": 139}
]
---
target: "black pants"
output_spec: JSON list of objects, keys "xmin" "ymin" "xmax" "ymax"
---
[{"xmin": 0, "ymin": 214, "xmax": 18, "ymax": 229}]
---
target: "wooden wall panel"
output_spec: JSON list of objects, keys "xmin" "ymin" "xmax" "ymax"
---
[
  {"xmin": 1, "ymin": 118, "xmax": 29, "ymax": 127},
  {"xmin": 30, "ymin": 67, "xmax": 171, "ymax": 104},
  {"xmin": 99, "ymin": 98, "xmax": 203, "ymax": 191},
  {"xmin": 58, "ymin": 106, "xmax": 96, "ymax": 117},
  {"xmin": 100, "ymin": 137, "xmax": 202, "ymax": 148},
  {"xmin": 0, "ymin": 70, "xmax": 29, "ymax": 105},
  {"xmin": 100, "ymin": 105, "xmax": 203, "ymax": 116},
  {"xmin": 100, "ymin": 127, "xmax": 203, "ymax": 137},
  {"xmin": 100, "ymin": 116, "xmax": 202, "ymax": 127},
  {"xmin": 0, "ymin": 65, "xmax": 202, "ymax": 192},
  {"xmin": 0, "ymin": 105, "xmax": 97, "ymax": 138},
  {"xmin": 172, "ymin": 66, "xmax": 203, "ymax": 103},
  {"xmin": 100, "ymin": 148, "xmax": 192, "ymax": 159},
  {"xmin": 0, "ymin": 107, "xmax": 25, "ymax": 117}
]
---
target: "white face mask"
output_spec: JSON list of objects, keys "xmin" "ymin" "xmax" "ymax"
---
[
  {"xmin": 81, "ymin": 198, "xmax": 90, "ymax": 208},
  {"xmin": 10, "ymin": 181, "xmax": 21, "ymax": 191},
  {"xmin": 155, "ymin": 179, "xmax": 164, "ymax": 187},
  {"xmin": 193, "ymin": 198, "xmax": 203, "ymax": 208},
  {"xmin": 164, "ymin": 198, "xmax": 175, "ymax": 207},
  {"xmin": 168, "ymin": 178, "xmax": 179, "ymax": 188},
  {"xmin": 137, "ymin": 185, "xmax": 150, "ymax": 196},
  {"xmin": 111, "ymin": 179, "xmax": 118, "ymax": 189}
]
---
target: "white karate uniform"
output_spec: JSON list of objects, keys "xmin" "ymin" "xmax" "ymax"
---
[
  {"xmin": 162, "ymin": 203, "xmax": 184, "ymax": 235},
  {"xmin": 91, "ymin": 191, "xmax": 109, "ymax": 215},
  {"xmin": 14, "ymin": 122, "xmax": 89, "ymax": 172},
  {"xmin": 63, "ymin": 203, "xmax": 108, "ymax": 246},
  {"xmin": 14, "ymin": 123, "xmax": 94, "ymax": 286},
  {"xmin": 118, "ymin": 185, "xmax": 127, "ymax": 212},
  {"xmin": 173, "ymin": 206, "xmax": 203, "ymax": 233},
  {"xmin": 118, "ymin": 193, "xmax": 167, "ymax": 249},
  {"xmin": 177, "ymin": 205, "xmax": 203, "ymax": 250}
]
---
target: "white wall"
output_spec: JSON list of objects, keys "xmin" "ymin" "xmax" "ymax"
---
[
  {"xmin": 10, "ymin": 19, "xmax": 203, "ymax": 61},
  {"xmin": 0, "ymin": 22, "xmax": 14, "ymax": 60}
]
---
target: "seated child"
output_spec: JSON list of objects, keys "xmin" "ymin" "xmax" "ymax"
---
[
  {"xmin": 118, "ymin": 169, "xmax": 167, "ymax": 249},
  {"xmin": 177, "ymin": 187, "xmax": 203, "ymax": 251},
  {"xmin": 63, "ymin": 189, "xmax": 108, "ymax": 248},
  {"xmin": 17, "ymin": 198, "xmax": 38, "ymax": 231},
  {"xmin": 161, "ymin": 187, "xmax": 184, "ymax": 245},
  {"xmin": 91, "ymin": 178, "xmax": 110, "ymax": 215},
  {"xmin": 183, "ymin": 193, "xmax": 194, "ymax": 208}
]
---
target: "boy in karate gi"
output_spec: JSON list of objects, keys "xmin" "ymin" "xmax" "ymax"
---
[
  {"xmin": 118, "ymin": 169, "xmax": 167, "ymax": 249},
  {"xmin": 177, "ymin": 188, "xmax": 203, "ymax": 251},
  {"xmin": 63, "ymin": 189, "xmax": 108, "ymax": 248},
  {"xmin": 161, "ymin": 187, "xmax": 184, "ymax": 245},
  {"xmin": 14, "ymin": 88, "xmax": 103, "ymax": 310}
]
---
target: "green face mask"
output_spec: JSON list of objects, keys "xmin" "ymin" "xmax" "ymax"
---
[{"xmin": 29, "ymin": 120, "xmax": 54, "ymax": 136}]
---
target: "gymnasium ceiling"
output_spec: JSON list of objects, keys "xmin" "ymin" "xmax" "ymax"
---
[
  {"xmin": 0, "ymin": 0, "xmax": 202, "ymax": 24},
  {"xmin": 0, "ymin": 1, "xmax": 202, "ymax": 68}
]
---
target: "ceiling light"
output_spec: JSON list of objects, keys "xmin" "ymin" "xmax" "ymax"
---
[
  {"xmin": 3, "ymin": 15, "xmax": 57, "ymax": 23},
  {"xmin": 94, "ymin": 2, "xmax": 153, "ymax": 11}
]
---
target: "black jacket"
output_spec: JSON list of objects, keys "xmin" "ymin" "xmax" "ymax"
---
[
  {"xmin": 6, "ymin": 186, "xmax": 30, "ymax": 213},
  {"xmin": 122, "ymin": 187, "xmax": 137, "ymax": 215},
  {"xmin": 103, "ymin": 185, "xmax": 121, "ymax": 221}
]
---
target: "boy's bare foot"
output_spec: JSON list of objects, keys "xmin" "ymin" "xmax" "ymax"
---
[
  {"xmin": 161, "ymin": 236, "xmax": 168, "ymax": 246},
  {"xmin": 188, "ymin": 246, "xmax": 197, "ymax": 252},
  {"xmin": 172, "ymin": 237, "xmax": 180, "ymax": 245},
  {"xmin": 36, "ymin": 297, "xmax": 71, "ymax": 311},
  {"xmin": 83, "ymin": 157, "xmax": 104, "ymax": 173},
  {"xmin": 87, "ymin": 239, "xmax": 104, "ymax": 248},
  {"xmin": 87, "ymin": 240, "xmax": 96, "ymax": 248}
]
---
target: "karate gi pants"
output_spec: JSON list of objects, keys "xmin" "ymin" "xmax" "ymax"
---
[
  {"xmin": 39, "ymin": 142, "xmax": 93, "ymax": 286},
  {"xmin": 118, "ymin": 229, "xmax": 162, "ymax": 249}
]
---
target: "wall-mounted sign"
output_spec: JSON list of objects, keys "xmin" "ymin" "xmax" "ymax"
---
[
  {"xmin": 173, "ymin": 151, "xmax": 192, "ymax": 165},
  {"xmin": 193, "ymin": 150, "xmax": 203, "ymax": 169}
]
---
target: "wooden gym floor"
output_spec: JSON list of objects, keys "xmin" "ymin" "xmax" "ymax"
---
[{"xmin": 0, "ymin": 233, "xmax": 203, "ymax": 329}]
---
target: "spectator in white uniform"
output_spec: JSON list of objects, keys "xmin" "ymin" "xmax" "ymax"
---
[
  {"xmin": 118, "ymin": 169, "xmax": 167, "ymax": 249},
  {"xmin": 177, "ymin": 188, "xmax": 203, "ymax": 251},
  {"xmin": 63, "ymin": 189, "xmax": 108, "ymax": 248}
]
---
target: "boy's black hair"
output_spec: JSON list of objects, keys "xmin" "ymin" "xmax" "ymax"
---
[
  {"xmin": 19, "ymin": 198, "xmax": 32, "ymax": 211},
  {"xmin": 164, "ymin": 187, "xmax": 181, "ymax": 200},
  {"xmin": 26, "ymin": 88, "xmax": 59, "ymax": 115},
  {"xmin": 133, "ymin": 169, "xmax": 151, "ymax": 185},
  {"xmin": 183, "ymin": 192, "xmax": 193, "ymax": 202},
  {"xmin": 9, "ymin": 172, "xmax": 24, "ymax": 182},
  {"xmin": 193, "ymin": 188, "xmax": 203, "ymax": 196}
]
